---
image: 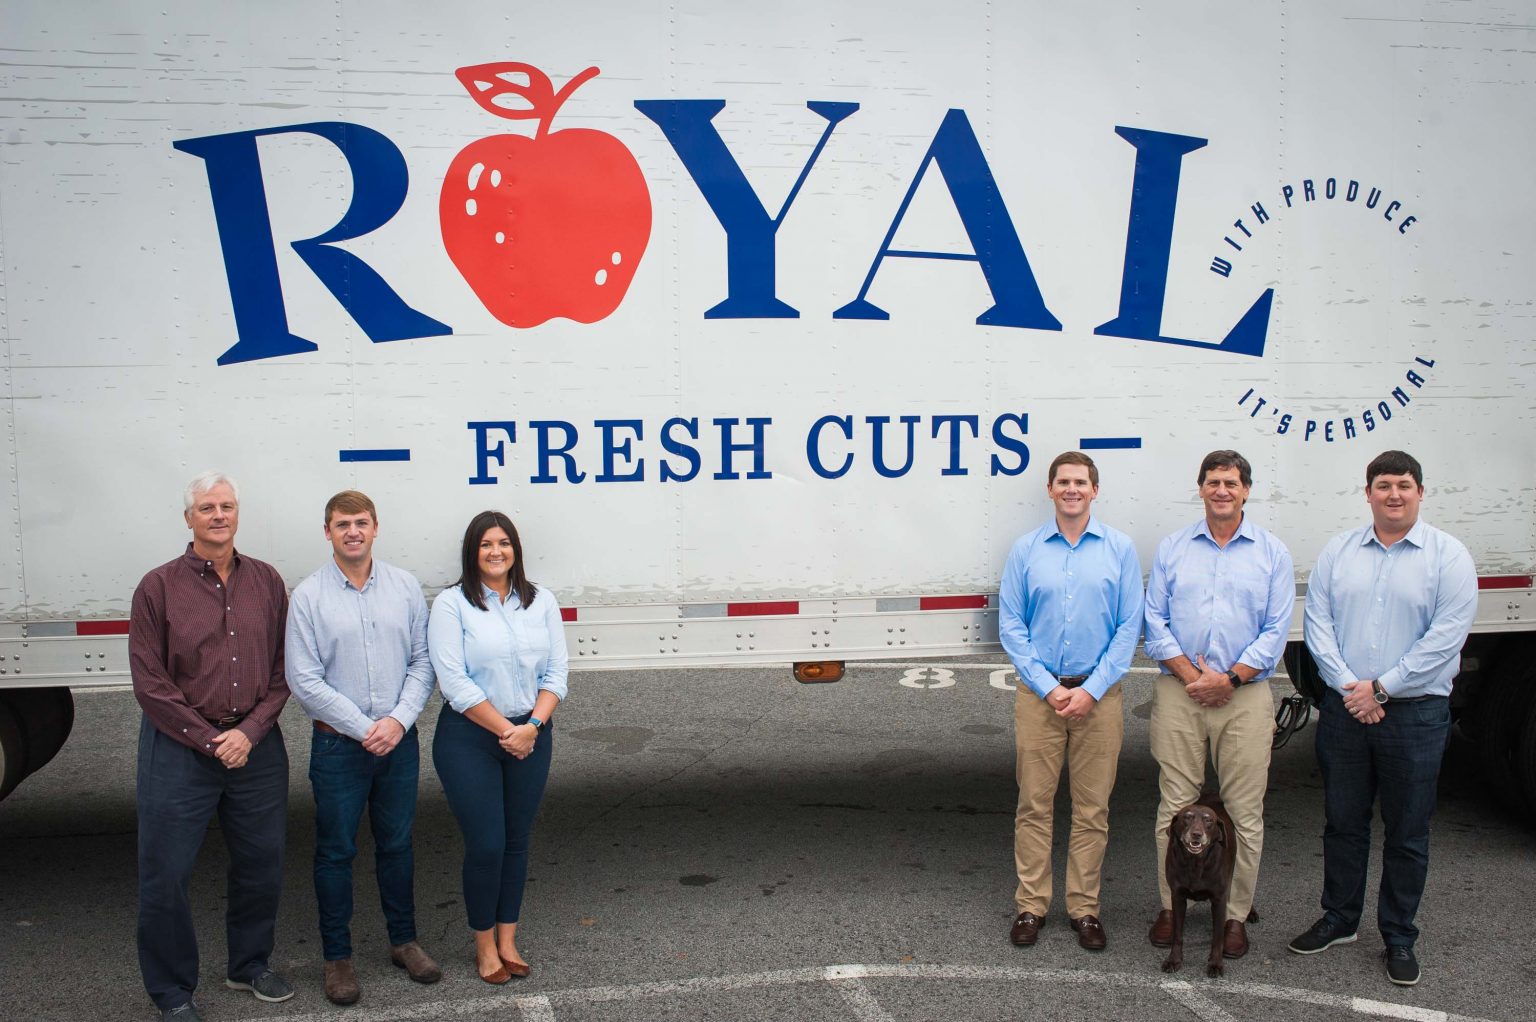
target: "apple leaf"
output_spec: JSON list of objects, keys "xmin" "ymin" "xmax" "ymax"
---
[{"xmin": 455, "ymin": 62, "xmax": 602, "ymax": 138}]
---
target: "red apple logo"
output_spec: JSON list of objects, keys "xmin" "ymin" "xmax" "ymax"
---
[{"xmin": 440, "ymin": 62, "xmax": 652, "ymax": 328}]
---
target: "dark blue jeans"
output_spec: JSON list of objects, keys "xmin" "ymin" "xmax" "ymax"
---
[
  {"xmin": 136, "ymin": 717, "xmax": 288, "ymax": 1011},
  {"xmin": 1316, "ymin": 689, "xmax": 1450, "ymax": 948},
  {"xmin": 310, "ymin": 725, "xmax": 420, "ymax": 960},
  {"xmin": 432, "ymin": 705, "xmax": 552, "ymax": 931}
]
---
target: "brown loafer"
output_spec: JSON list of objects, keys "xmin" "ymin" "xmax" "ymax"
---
[
  {"xmin": 323, "ymin": 959, "xmax": 360, "ymax": 1006},
  {"xmin": 390, "ymin": 941, "xmax": 441, "ymax": 984},
  {"xmin": 1071, "ymin": 914, "xmax": 1107, "ymax": 950},
  {"xmin": 1009, "ymin": 911, "xmax": 1042, "ymax": 946},
  {"xmin": 1222, "ymin": 920, "xmax": 1250, "ymax": 959},
  {"xmin": 1148, "ymin": 909, "xmax": 1174, "ymax": 947},
  {"xmin": 499, "ymin": 956, "xmax": 532, "ymax": 978}
]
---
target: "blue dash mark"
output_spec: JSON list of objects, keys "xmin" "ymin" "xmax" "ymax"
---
[
  {"xmin": 1078, "ymin": 437, "xmax": 1142, "ymax": 450},
  {"xmin": 339, "ymin": 449, "xmax": 411, "ymax": 463}
]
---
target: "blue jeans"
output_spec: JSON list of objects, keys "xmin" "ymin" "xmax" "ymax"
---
[
  {"xmin": 1316, "ymin": 689, "xmax": 1450, "ymax": 948},
  {"xmin": 137, "ymin": 717, "xmax": 288, "ymax": 1011},
  {"xmin": 433, "ymin": 705, "xmax": 552, "ymax": 931},
  {"xmin": 310, "ymin": 726, "xmax": 420, "ymax": 960}
]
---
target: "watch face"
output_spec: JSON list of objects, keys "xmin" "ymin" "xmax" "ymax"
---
[{"xmin": 1373, "ymin": 685, "xmax": 1388, "ymax": 704}]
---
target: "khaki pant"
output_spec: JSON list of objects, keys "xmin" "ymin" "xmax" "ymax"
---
[
  {"xmin": 1149, "ymin": 674, "xmax": 1273, "ymax": 920},
  {"xmin": 1013, "ymin": 684, "xmax": 1125, "ymax": 917}
]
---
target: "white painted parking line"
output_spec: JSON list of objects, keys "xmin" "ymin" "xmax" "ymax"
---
[
  {"xmin": 829, "ymin": 980, "xmax": 897, "ymax": 1021},
  {"xmin": 231, "ymin": 963, "xmax": 1504, "ymax": 1022},
  {"xmin": 1161, "ymin": 980, "xmax": 1242, "ymax": 1022},
  {"xmin": 515, "ymin": 994, "xmax": 557, "ymax": 1022}
]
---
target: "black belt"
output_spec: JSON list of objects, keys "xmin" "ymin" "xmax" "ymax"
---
[
  {"xmin": 207, "ymin": 712, "xmax": 246, "ymax": 728},
  {"xmin": 1055, "ymin": 675, "xmax": 1088, "ymax": 689}
]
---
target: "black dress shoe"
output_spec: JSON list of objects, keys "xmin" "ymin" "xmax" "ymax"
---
[
  {"xmin": 1071, "ymin": 914, "xmax": 1107, "ymax": 950},
  {"xmin": 1009, "ymin": 911, "xmax": 1042, "ymax": 946}
]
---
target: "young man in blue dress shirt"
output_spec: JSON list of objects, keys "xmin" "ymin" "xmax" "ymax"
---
[
  {"xmin": 286, "ymin": 491, "xmax": 441, "ymax": 1004},
  {"xmin": 999, "ymin": 451, "xmax": 1144, "ymax": 951},
  {"xmin": 1289, "ymin": 451, "xmax": 1477, "ymax": 987},
  {"xmin": 1144, "ymin": 450, "xmax": 1294, "ymax": 961}
]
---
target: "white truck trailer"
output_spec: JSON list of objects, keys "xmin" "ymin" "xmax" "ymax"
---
[{"xmin": 1, "ymin": 1, "xmax": 1532, "ymax": 807}]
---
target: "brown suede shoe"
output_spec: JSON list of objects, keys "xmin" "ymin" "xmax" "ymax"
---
[
  {"xmin": 1222, "ymin": 920, "xmax": 1250, "ymax": 959},
  {"xmin": 389, "ymin": 941, "xmax": 441, "ymax": 984},
  {"xmin": 1070, "ymin": 914, "xmax": 1108, "ymax": 950},
  {"xmin": 1148, "ymin": 909, "xmax": 1174, "ymax": 947},
  {"xmin": 323, "ymin": 959, "xmax": 360, "ymax": 1006},
  {"xmin": 1009, "ymin": 911, "xmax": 1043, "ymax": 946}
]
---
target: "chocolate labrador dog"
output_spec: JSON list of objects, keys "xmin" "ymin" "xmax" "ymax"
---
[{"xmin": 1162, "ymin": 793, "xmax": 1237, "ymax": 977}]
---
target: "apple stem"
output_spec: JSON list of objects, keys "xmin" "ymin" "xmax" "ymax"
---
[{"xmin": 540, "ymin": 66, "xmax": 601, "ymax": 138}]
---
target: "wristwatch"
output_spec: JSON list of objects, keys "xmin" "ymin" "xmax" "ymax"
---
[
  {"xmin": 1371, "ymin": 680, "xmax": 1389, "ymax": 704},
  {"xmin": 528, "ymin": 716, "xmax": 546, "ymax": 731},
  {"xmin": 1225, "ymin": 669, "xmax": 1242, "ymax": 687}
]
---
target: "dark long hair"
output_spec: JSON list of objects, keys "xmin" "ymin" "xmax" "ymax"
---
[{"xmin": 456, "ymin": 510, "xmax": 537, "ymax": 611}]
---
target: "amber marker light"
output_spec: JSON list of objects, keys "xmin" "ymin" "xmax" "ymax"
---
[{"xmin": 793, "ymin": 661, "xmax": 845, "ymax": 683}]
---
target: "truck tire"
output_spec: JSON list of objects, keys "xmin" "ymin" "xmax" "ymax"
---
[
  {"xmin": 2, "ymin": 687, "xmax": 75, "ymax": 777},
  {"xmin": 1517, "ymin": 689, "xmax": 1536, "ymax": 826},
  {"xmin": 1475, "ymin": 666, "xmax": 1536, "ymax": 820},
  {"xmin": 0, "ymin": 701, "xmax": 25, "ymax": 800}
]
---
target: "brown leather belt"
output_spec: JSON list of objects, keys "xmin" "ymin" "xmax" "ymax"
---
[
  {"xmin": 313, "ymin": 720, "xmax": 342, "ymax": 736},
  {"xmin": 1055, "ymin": 675, "xmax": 1089, "ymax": 688}
]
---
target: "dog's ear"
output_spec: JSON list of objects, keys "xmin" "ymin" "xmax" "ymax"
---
[{"xmin": 1215, "ymin": 815, "xmax": 1230, "ymax": 846}]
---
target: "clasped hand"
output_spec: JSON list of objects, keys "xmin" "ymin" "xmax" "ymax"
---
[{"xmin": 499, "ymin": 723, "xmax": 538, "ymax": 759}]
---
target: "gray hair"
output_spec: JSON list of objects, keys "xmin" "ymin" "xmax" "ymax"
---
[{"xmin": 183, "ymin": 470, "xmax": 240, "ymax": 512}]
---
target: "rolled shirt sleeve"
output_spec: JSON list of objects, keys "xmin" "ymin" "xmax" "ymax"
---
[
  {"xmin": 429, "ymin": 587, "xmax": 489, "ymax": 714},
  {"xmin": 1083, "ymin": 538, "xmax": 1143, "ymax": 702},
  {"xmin": 389, "ymin": 581, "xmax": 435, "ymax": 730}
]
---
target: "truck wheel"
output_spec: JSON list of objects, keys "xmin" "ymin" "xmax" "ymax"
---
[
  {"xmin": 1517, "ymin": 691, "xmax": 1536, "ymax": 825},
  {"xmin": 1475, "ymin": 666, "xmax": 1536, "ymax": 819},
  {"xmin": 3, "ymin": 687, "xmax": 75, "ymax": 777},
  {"xmin": 0, "ymin": 701, "xmax": 25, "ymax": 800}
]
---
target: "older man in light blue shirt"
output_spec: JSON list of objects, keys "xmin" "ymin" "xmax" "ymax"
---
[
  {"xmin": 1143, "ymin": 450, "xmax": 1293, "ymax": 963},
  {"xmin": 1000, "ymin": 451, "xmax": 1143, "ymax": 952},
  {"xmin": 1289, "ymin": 451, "xmax": 1476, "ymax": 988},
  {"xmin": 286, "ymin": 490, "xmax": 439, "ymax": 1004}
]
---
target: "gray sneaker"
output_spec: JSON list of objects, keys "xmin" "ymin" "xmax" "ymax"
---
[
  {"xmin": 225, "ymin": 969, "xmax": 295, "ymax": 1003},
  {"xmin": 1288, "ymin": 917, "xmax": 1359, "ymax": 955},
  {"xmin": 160, "ymin": 1004, "xmax": 203, "ymax": 1022}
]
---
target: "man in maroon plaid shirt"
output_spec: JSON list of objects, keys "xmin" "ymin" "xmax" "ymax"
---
[{"xmin": 129, "ymin": 471, "xmax": 294, "ymax": 1021}]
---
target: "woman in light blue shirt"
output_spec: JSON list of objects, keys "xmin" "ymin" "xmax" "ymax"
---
[{"xmin": 429, "ymin": 510, "xmax": 568, "ymax": 984}]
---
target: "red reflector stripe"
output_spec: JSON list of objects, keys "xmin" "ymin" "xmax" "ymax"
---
[
  {"xmin": 1478, "ymin": 575, "xmax": 1533, "ymax": 590},
  {"xmin": 559, "ymin": 607, "xmax": 577, "ymax": 622},
  {"xmin": 919, "ymin": 595, "xmax": 989, "ymax": 611},
  {"xmin": 76, "ymin": 620, "xmax": 130, "ymax": 636},
  {"xmin": 727, "ymin": 601, "xmax": 799, "ymax": 617}
]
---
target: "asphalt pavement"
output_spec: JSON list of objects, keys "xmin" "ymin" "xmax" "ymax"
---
[{"xmin": 1, "ymin": 659, "xmax": 1531, "ymax": 1022}]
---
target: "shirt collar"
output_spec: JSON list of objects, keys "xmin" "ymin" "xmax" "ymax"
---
[
  {"xmin": 1360, "ymin": 519, "xmax": 1428, "ymax": 550},
  {"xmin": 183, "ymin": 542, "xmax": 240, "ymax": 574},
  {"xmin": 326, "ymin": 557, "xmax": 374, "ymax": 591},
  {"xmin": 1045, "ymin": 515, "xmax": 1105, "ymax": 544},
  {"xmin": 1194, "ymin": 513, "xmax": 1254, "ymax": 544}
]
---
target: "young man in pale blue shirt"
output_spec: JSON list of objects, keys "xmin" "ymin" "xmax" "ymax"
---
[
  {"xmin": 286, "ymin": 490, "xmax": 440, "ymax": 1004},
  {"xmin": 1289, "ymin": 451, "xmax": 1477, "ymax": 987},
  {"xmin": 1144, "ymin": 450, "xmax": 1293, "ymax": 963},
  {"xmin": 999, "ymin": 451, "xmax": 1143, "ymax": 952}
]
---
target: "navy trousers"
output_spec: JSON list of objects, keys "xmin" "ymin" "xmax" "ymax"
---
[
  {"xmin": 1316, "ymin": 689, "xmax": 1450, "ymax": 947},
  {"xmin": 310, "ymin": 725, "xmax": 420, "ymax": 960},
  {"xmin": 136, "ymin": 716, "xmax": 288, "ymax": 1011},
  {"xmin": 432, "ymin": 705, "xmax": 552, "ymax": 931}
]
